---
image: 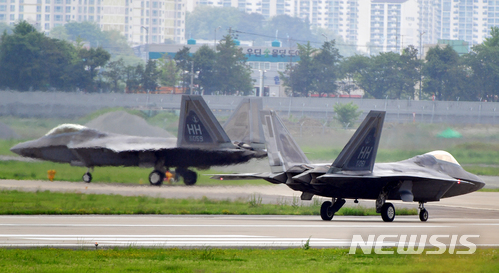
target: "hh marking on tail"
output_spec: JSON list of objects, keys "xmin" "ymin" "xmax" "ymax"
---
[
  {"xmin": 187, "ymin": 124, "xmax": 202, "ymax": 135},
  {"xmin": 358, "ymin": 146, "xmax": 373, "ymax": 160}
]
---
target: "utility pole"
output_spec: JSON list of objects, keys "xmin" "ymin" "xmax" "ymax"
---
[
  {"xmin": 190, "ymin": 61, "xmax": 194, "ymax": 95},
  {"xmin": 214, "ymin": 26, "xmax": 221, "ymax": 51},
  {"xmin": 141, "ymin": 26, "xmax": 149, "ymax": 61},
  {"xmin": 419, "ymin": 31, "xmax": 425, "ymax": 100}
]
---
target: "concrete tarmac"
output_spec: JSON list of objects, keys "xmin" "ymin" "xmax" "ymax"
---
[
  {"xmin": 0, "ymin": 215, "xmax": 498, "ymax": 249},
  {"xmin": 0, "ymin": 179, "xmax": 498, "ymax": 249}
]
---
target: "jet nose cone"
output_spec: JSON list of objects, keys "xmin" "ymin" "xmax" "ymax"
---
[
  {"xmin": 10, "ymin": 141, "xmax": 36, "ymax": 157},
  {"xmin": 474, "ymin": 180, "xmax": 486, "ymax": 191},
  {"xmin": 10, "ymin": 143, "xmax": 24, "ymax": 156}
]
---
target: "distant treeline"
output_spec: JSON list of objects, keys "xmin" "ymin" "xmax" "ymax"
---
[
  {"xmin": 2, "ymin": 20, "xmax": 499, "ymax": 101},
  {"xmin": 280, "ymin": 27, "xmax": 499, "ymax": 101}
]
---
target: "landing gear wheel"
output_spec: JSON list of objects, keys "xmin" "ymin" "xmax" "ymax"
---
[
  {"xmin": 182, "ymin": 170, "xmax": 197, "ymax": 186},
  {"xmin": 419, "ymin": 209, "xmax": 429, "ymax": 222},
  {"xmin": 320, "ymin": 201, "xmax": 334, "ymax": 221},
  {"xmin": 82, "ymin": 172, "xmax": 92, "ymax": 183},
  {"xmin": 149, "ymin": 170, "xmax": 164, "ymax": 186},
  {"xmin": 381, "ymin": 203, "xmax": 395, "ymax": 222}
]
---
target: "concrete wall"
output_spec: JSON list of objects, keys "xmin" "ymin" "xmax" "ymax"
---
[{"xmin": 1, "ymin": 91, "xmax": 498, "ymax": 124}]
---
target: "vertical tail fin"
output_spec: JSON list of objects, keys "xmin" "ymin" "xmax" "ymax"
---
[
  {"xmin": 328, "ymin": 110, "xmax": 385, "ymax": 174},
  {"xmin": 177, "ymin": 95, "xmax": 233, "ymax": 149},
  {"xmin": 260, "ymin": 110, "xmax": 310, "ymax": 173},
  {"xmin": 223, "ymin": 97, "xmax": 265, "ymax": 150}
]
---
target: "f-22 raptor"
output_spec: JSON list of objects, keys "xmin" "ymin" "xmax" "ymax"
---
[
  {"xmin": 212, "ymin": 110, "xmax": 485, "ymax": 222},
  {"xmin": 10, "ymin": 95, "xmax": 265, "ymax": 186}
]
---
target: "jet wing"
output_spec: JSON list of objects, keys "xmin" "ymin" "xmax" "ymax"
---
[
  {"xmin": 211, "ymin": 172, "xmax": 287, "ymax": 184},
  {"xmin": 69, "ymin": 135, "xmax": 177, "ymax": 152}
]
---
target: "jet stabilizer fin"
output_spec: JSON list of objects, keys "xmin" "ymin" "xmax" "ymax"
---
[
  {"xmin": 223, "ymin": 97, "xmax": 265, "ymax": 150},
  {"xmin": 328, "ymin": 110, "xmax": 385, "ymax": 174},
  {"xmin": 260, "ymin": 110, "xmax": 310, "ymax": 173},
  {"xmin": 177, "ymin": 95, "xmax": 233, "ymax": 149}
]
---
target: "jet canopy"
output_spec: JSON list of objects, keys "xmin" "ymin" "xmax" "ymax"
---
[
  {"xmin": 425, "ymin": 150, "xmax": 460, "ymax": 166},
  {"xmin": 45, "ymin": 124, "xmax": 88, "ymax": 136}
]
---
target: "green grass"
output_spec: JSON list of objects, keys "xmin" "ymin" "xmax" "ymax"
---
[
  {"xmin": 479, "ymin": 188, "xmax": 499, "ymax": 192},
  {"xmin": 0, "ymin": 189, "xmax": 417, "ymax": 216},
  {"xmin": 0, "ymin": 160, "xmax": 269, "ymax": 185},
  {"xmin": 0, "ymin": 248, "xmax": 496, "ymax": 272},
  {"xmin": 0, "ymin": 139, "xmax": 22, "ymax": 156}
]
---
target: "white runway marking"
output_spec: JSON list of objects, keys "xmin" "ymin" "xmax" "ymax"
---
[
  {"xmin": 0, "ymin": 224, "xmax": 451, "ymax": 228},
  {"xmin": 0, "ymin": 234, "xmax": 348, "ymax": 247}
]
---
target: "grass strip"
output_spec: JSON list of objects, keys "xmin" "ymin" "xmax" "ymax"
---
[
  {"xmin": 479, "ymin": 188, "xmax": 499, "ymax": 192},
  {"xmin": 0, "ymin": 160, "xmax": 269, "ymax": 186},
  {"xmin": 0, "ymin": 248, "xmax": 496, "ymax": 272},
  {"xmin": 0, "ymin": 190, "xmax": 417, "ymax": 216}
]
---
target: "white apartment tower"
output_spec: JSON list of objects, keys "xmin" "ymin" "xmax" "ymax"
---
[
  {"xmin": 368, "ymin": 0, "xmax": 419, "ymax": 53},
  {"xmin": 0, "ymin": 0, "xmax": 185, "ymax": 45}
]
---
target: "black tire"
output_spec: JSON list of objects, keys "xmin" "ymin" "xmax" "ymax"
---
[
  {"xmin": 149, "ymin": 170, "xmax": 164, "ymax": 186},
  {"xmin": 419, "ymin": 209, "xmax": 429, "ymax": 222},
  {"xmin": 320, "ymin": 201, "xmax": 334, "ymax": 221},
  {"xmin": 381, "ymin": 203, "xmax": 395, "ymax": 222},
  {"xmin": 82, "ymin": 172, "xmax": 92, "ymax": 183},
  {"xmin": 183, "ymin": 170, "xmax": 197, "ymax": 186}
]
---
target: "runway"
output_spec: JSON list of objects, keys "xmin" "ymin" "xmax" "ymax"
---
[
  {"xmin": 0, "ymin": 179, "xmax": 498, "ymax": 249},
  {"xmin": 0, "ymin": 215, "xmax": 498, "ymax": 248}
]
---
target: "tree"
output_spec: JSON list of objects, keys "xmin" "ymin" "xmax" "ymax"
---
[
  {"xmin": 280, "ymin": 42, "xmax": 317, "ymax": 96},
  {"xmin": 0, "ymin": 22, "xmax": 12, "ymax": 37},
  {"xmin": 193, "ymin": 45, "xmax": 216, "ymax": 94},
  {"xmin": 158, "ymin": 55, "xmax": 180, "ymax": 88},
  {"xmin": 186, "ymin": 6, "xmax": 264, "ymax": 43},
  {"xmin": 341, "ymin": 48, "xmax": 420, "ymax": 100},
  {"xmin": 389, "ymin": 46, "xmax": 420, "ymax": 99},
  {"xmin": 49, "ymin": 25, "xmax": 69, "ymax": 40},
  {"xmin": 174, "ymin": 46, "xmax": 192, "ymax": 92},
  {"xmin": 63, "ymin": 22, "xmax": 140, "ymax": 65},
  {"xmin": 423, "ymin": 45, "xmax": 469, "ymax": 101},
  {"xmin": 77, "ymin": 47, "xmax": 111, "ymax": 92},
  {"xmin": 463, "ymin": 26, "xmax": 499, "ymax": 100},
  {"xmin": 0, "ymin": 21, "xmax": 76, "ymax": 91},
  {"xmin": 333, "ymin": 102, "xmax": 362, "ymax": 129},
  {"xmin": 214, "ymin": 34, "xmax": 254, "ymax": 95},
  {"xmin": 125, "ymin": 64, "xmax": 143, "ymax": 92},
  {"xmin": 142, "ymin": 59, "xmax": 160, "ymax": 92},
  {"xmin": 311, "ymin": 40, "xmax": 342, "ymax": 96},
  {"xmin": 264, "ymin": 15, "xmax": 315, "ymax": 47},
  {"xmin": 64, "ymin": 21, "xmax": 106, "ymax": 48},
  {"xmin": 104, "ymin": 58, "xmax": 125, "ymax": 92}
]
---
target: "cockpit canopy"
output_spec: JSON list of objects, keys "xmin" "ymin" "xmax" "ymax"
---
[
  {"xmin": 425, "ymin": 150, "xmax": 460, "ymax": 166},
  {"xmin": 45, "ymin": 124, "xmax": 88, "ymax": 136}
]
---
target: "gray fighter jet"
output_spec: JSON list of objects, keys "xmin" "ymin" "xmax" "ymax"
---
[
  {"xmin": 212, "ymin": 110, "xmax": 485, "ymax": 222},
  {"xmin": 223, "ymin": 97, "xmax": 265, "ymax": 152},
  {"xmin": 10, "ymin": 95, "xmax": 265, "ymax": 186}
]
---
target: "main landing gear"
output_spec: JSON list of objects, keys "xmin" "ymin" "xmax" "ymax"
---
[
  {"xmin": 376, "ymin": 192, "xmax": 395, "ymax": 222},
  {"xmin": 320, "ymin": 198, "xmax": 346, "ymax": 221},
  {"xmin": 82, "ymin": 168, "xmax": 93, "ymax": 183},
  {"xmin": 419, "ymin": 202, "xmax": 428, "ymax": 222},
  {"xmin": 176, "ymin": 168, "xmax": 197, "ymax": 186},
  {"xmin": 376, "ymin": 192, "xmax": 429, "ymax": 222},
  {"xmin": 148, "ymin": 168, "xmax": 198, "ymax": 186},
  {"xmin": 149, "ymin": 170, "xmax": 165, "ymax": 186}
]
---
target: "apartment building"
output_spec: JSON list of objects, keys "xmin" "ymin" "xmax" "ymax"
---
[
  {"xmin": 0, "ymin": 0, "xmax": 185, "ymax": 45},
  {"xmin": 188, "ymin": 0, "xmax": 499, "ymax": 53}
]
